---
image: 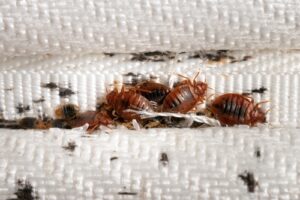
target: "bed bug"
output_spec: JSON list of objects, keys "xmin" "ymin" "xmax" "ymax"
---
[
  {"xmin": 54, "ymin": 103, "xmax": 80, "ymax": 120},
  {"xmin": 162, "ymin": 73, "xmax": 208, "ymax": 113},
  {"xmin": 106, "ymin": 86, "xmax": 153, "ymax": 121},
  {"xmin": 134, "ymin": 81, "xmax": 170, "ymax": 104},
  {"xmin": 18, "ymin": 117, "xmax": 52, "ymax": 129},
  {"xmin": 209, "ymin": 93, "xmax": 267, "ymax": 126}
]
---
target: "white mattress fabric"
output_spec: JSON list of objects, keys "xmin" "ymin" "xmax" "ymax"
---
[
  {"xmin": 1, "ymin": 0, "xmax": 300, "ymax": 199},
  {"xmin": 0, "ymin": 50, "xmax": 300, "ymax": 200},
  {"xmin": 1, "ymin": 0, "xmax": 300, "ymax": 56}
]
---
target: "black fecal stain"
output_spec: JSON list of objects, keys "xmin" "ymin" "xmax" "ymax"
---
[
  {"xmin": 231, "ymin": 55, "xmax": 253, "ymax": 63},
  {"xmin": 160, "ymin": 153, "xmax": 169, "ymax": 166},
  {"xmin": 7, "ymin": 180, "xmax": 39, "ymax": 200},
  {"xmin": 189, "ymin": 54, "xmax": 201, "ymax": 59},
  {"xmin": 206, "ymin": 53, "xmax": 223, "ymax": 61},
  {"xmin": 255, "ymin": 147, "xmax": 261, "ymax": 158},
  {"xmin": 110, "ymin": 156, "xmax": 118, "ymax": 161},
  {"xmin": 131, "ymin": 51, "xmax": 176, "ymax": 62},
  {"xmin": 103, "ymin": 53, "xmax": 115, "ymax": 57},
  {"xmin": 188, "ymin": 50, "xmax": 225, "ymax": 60},
  {"xmin": 59, "ymin": 88, "xmax": 75, "ymax": 97},
  {"xmin": 16, "ymin": 104, "xmax": 30, "ymax": 114},
  {"xmin": 238, "ymin": 171, "xmax": 258, "ymax": 193},
  {"xmin": 42, "ymin": 82, "xmax": 58, "ymax": 89},
  {"xmin": 251, "ymin": 87, "xmax": 268, "ymax": 94},
  {"xmin": 242, "ymin": 87, "xmax": 268, "ymax": 96},
  {"xmin": 33, "ymin": 98, "xmax": 45, "ymax": 103},
  {"xmin": 62, "ymin": 141, "xmax": 77, "ymax": 152},
  {"xmin": 242, "ymin": 55, "xmax": 252, "ymax": 61},
  {"xmin": 4, "ymin": 88, "xmax": 13, "ymax": 91},
  {"xmin": 118, "ymin": 192, "xmax": 138, "ymax": 196},
  {"xmin": 123, "ymin": 72, "xmax": 142, "ymax": 77},
  {"xmin": 189, "ymin": 50, "xmax": 238, "ymax": 62}
]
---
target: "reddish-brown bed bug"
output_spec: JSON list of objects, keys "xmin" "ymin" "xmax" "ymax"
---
[
  {"xmin": 54, "ymin": 103, "xmax": 80, "ymax": 120},
  {"xmin": 106, "ymin": 86, "xmax": 153, "ymax": 121},
  {"xmin": 134, "ymin": 81, "xmax": 170, "ymax": 104},
  {"xmin": 162, "ymin": 73, "xmax": 208, "ymax": 113},
  {"xmin": 208, "ymin": 93, "xmax": 267, "ymax": 126},
  {"xmin": 19, "ymin": 117, "xmax": 53, "ymax": 129}
]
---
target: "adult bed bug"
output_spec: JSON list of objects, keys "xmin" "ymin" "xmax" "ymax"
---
[
  {"xmin": 106, "ymin": 86, "xmax": 153, "ymax": 121},
  {"xmin": 208, "ymin": 93, "xmax": 267, "ymax": 126},
  {"xmin": 162, "ymin": 73, "xmax": 208, "ymax": 113}
]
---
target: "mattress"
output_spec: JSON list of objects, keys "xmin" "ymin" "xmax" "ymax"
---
[{"xmin": 0, "ymin": 0, "xmax": 300, "ymax": 200}]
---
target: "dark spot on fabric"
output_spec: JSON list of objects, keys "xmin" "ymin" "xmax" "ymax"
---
[
  {"xmin": 242, "ymin": 87, "xmax": 268, "ymax": 96},
  {"xmin": 33, "ymin": 98, "xmax": 45, "ymax": 103},
  {"xmin": 238, "ymin": 171, "xmax": 258, "ymax": 193},
  {"xmin": 251, "ymin": 87, "xmax": 268, "ymax": 94},
  {"xmin": 160, "ymin": 153, "xmax": 169, "ymax": 166},
  {"xmin": 7, "ymin": 179, "xmax": 39, "ymax": 200},
  {"xmin": 255, "ymin": 148, "xmax": 261, "ymax": 158},
  {"xmin": 230, "ymin": 55, "xmax": 253, "ymax": 63},
  {"xmin": 117, "ymin": 192, "xmax": 138, "ymax": 195},
  {"xmin": 123, "ymin": 72, "xmax": 142, "ymax": 77},
  {"xmin": 131, "ymin": 51, "xmax": 176, "ymax": 62},
  {"xmin": 42, "ymin": 82, "xmax": 58, "ymax": 89},
  {"xmin": 16, "ymin": 104, "xmax": 30, "ymax": 114},
  {"xmin": 242, "ymin": 55, "xmax": 252, "ymax": 61},
  {"xmin": 189, "ymin": 50, "xmax": 232, "ymax": 61},
  {"xmin": 62, "ymin": 141, "xmax": 77, "ymax": 152},
  {"xmin": 103, "ymin": 53, "xmax": 115, "ymax": 57},
  {"xmin": 59, "ymin": 88, "xmax": 75, "ymax": 97},
  {"xmin": 110, "ymin": 156, "xmax": 118, "ymax": 161}
]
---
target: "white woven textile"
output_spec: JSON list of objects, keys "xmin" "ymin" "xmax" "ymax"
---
[
  {"xmin": 0, "ymin": 0, "xmax": 300, "ymax": 199},
  {"xmin": 0, "ymin": 50, "xmax": 299, "ymax": 199},
  {"xmin": 1, "ymin": 127, "xmax": 300, "ymax": 200},
  {"xmin": 1, "ymin": 0, "xmax": 300, "ymax": 56}
]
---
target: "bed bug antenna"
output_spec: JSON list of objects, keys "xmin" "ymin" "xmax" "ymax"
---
[
  {"xmin": 177, "ymin": 73, "xmax": 190, "ymax": 80},
  {"xmin": 192, "ymin": 71, "xmax": 201, "ymax": 83}
]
